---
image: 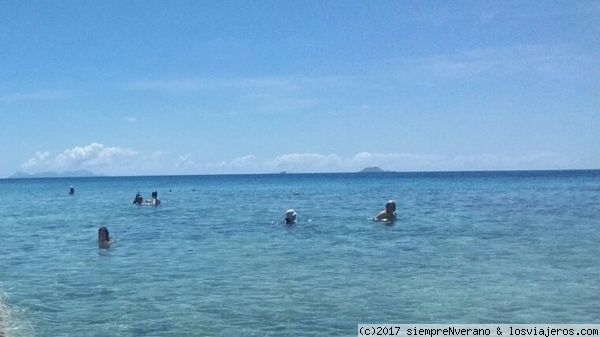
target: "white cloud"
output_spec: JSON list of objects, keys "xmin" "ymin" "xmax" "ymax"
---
[
  {"xmin": 0, "ymin": 90, "xmax": 67, "ymax": 103},
  {"xmin": 21, "ymin": 143, "xmax": 139, "ymax": 173},
  {"xmin": 123, "ymin": 116, "xmax": 137, "ymax": 123},
  {"xmin": 452, "ymin": 152, "xmax": 573, "ymax": 170},
  {"xmin": 174, "ymin": 154, "xmax": 260, "ymax": 174},
  {"xmin": 128, "ymin": 75, "xmax": 349, "ymax": 93},
  {"xmin": 230, "ymin": 155, "xmax": 257, "ymax": 167},
  {"xmin": 391, "ymin": 44, "xmax": 598, "ymax": 85},
  {"xmin": 204, "ymin": 155, "xmax": 259, "ymax": 172},
  {"xmin": 20, "ymin": 147, "xmax": 578, "ymax": 176},
  {"xmin": 54, "ymin": 143, "xmax": 137, "ymax": 169},
  {"xmin": 21, "ymin": 151, "xmax": 51, "ymax": 169},
  {"xmin": 242, "ymin": 151, "xmax": 575, "ymax": 173},
  {"xmin": 265, "ymin": 153, "xmax": 342, "ymax": 172},
  {"xmin": 127, "ymin": 76, "xmax": 329, "ymax": 114},
  {"xmin": 175, "ymin": 153, "xmax": 197, "ymax": 169},
  {"xmin": 127, "ymin": 77, "xmax": 302, "ymax": 93}
]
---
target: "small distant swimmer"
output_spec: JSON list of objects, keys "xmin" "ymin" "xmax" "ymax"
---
[
  {"xmin": 285, "ymin": 209, "xmax": 297, "ymax": 224},
  {"xmin": 133, "ymin": 192, "xmax": 143, "ymax": 205},
  {"xmin": 69, "ymin": 186, "xmax": 75, "ymax": 195},
  {"xmin": 375, "ymin": 200, "xmax": 397, "ymax": 222},
  {"xmin": 151, "ymin": 191, "xmax": 161, "ymax": 206},
  {"xmin": 98, "ymin": 226, "xmax": 112, "ymax": 248}
]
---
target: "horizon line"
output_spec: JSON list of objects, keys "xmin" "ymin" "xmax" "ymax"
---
[{"xmin": 3, "ymin": 168, "xmax": 599, "ymax": 180}]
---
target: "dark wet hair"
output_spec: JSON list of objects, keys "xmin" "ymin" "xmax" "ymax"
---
[{"xmin": 98, "ymin": 226, "xmax": 110, "ymax": 241}]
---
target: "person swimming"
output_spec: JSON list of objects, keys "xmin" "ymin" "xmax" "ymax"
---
[
  {"xmin": 285, "ymin": 209, "xmax": 297, "ymax": 224},
  {"xmin": 151, "ymin": 191, "xmax": 161, "ymax": 206},
  {"xmin": 98, "ymin": 226, "xmax": 112, "ymax": 248},
  {"xmin": 375, "ymin": 200, "xmax": 397, "ymax": 222}
]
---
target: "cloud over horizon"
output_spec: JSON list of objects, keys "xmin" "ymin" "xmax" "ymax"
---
[
  {"xmin": 175, "ymin": 151, "xmax": 574, "ymax": 174},
  {"xmin": 19, "ymin": 143, "xmax": 580, "ymax": 176},
  {"xmin": 21, "ymin": 143, "xmax": 140, "ymax": 174}
]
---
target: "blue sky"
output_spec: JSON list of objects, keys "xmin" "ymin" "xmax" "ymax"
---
[{"xmin": 1, "ymin": 1, "xmax": 598, "ymax": 177}]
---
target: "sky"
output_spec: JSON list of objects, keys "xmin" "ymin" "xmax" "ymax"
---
[{"xmin": 1, "ymin": 1, "xmax": 599, "ymax": 177}]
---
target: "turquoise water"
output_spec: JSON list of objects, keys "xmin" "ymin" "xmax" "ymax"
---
[{"xmin": 0, "ymin": 171, "xmax": 599, "ymax": 336}]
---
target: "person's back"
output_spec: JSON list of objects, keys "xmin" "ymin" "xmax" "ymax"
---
[
  {"xmin": 133, "ymin": 192, "xmax": 143, "ymax": 205},
  {"xmin": 151, "ymin": 191, "xmax": 161, "ymax": 206}
]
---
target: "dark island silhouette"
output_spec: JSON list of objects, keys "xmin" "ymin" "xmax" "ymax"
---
[{"xmin": 359, "ymin": 166, "xmax": 391, "ymax": 173}]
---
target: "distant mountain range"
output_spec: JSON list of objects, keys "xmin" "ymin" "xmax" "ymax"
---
[{"xmin": 8, "ymin": 170, "xmax": 104, "ymax": 179}]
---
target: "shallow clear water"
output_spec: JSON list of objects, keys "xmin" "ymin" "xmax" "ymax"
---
[{"xmin": 0, "ymin": 171, "xmax": 599, "ymax": 336}]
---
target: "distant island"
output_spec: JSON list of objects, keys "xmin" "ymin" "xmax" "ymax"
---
[
  {"xmin": 8, "ymin": 170, "xmax": 104, "ymax": 179},
  {"xmin": 359, "ymin": 167, "xmax": 391, "ymax": 173}
]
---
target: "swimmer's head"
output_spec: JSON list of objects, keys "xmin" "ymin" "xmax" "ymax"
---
[
  {"xmin": 98, "ymin": 226, "xmax": 110, "ymax": 242},
  {"xmin": 285, "ymin": 209, "xmax": 297, "ymax": 223},
  {"xmin": 385, "ymin": 200, "xmax": 396, "ymax": 213}
]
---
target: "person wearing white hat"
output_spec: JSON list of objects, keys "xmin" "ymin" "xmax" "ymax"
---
[{"xmin": 285, "ymin": 209, "xmax": 297, "ymax": 224}]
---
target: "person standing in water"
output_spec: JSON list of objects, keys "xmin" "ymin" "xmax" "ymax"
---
[
  {"xmin": 69, "ymin": 186, "xmax": 75, "ymax": 195},
  {"xmin": 151, "ymin": 191, "xmax": 161, "ymax": 206},
  {"xmin": 98, "ymin": 226, "xmax": 112, "ymax": 248},
  {"xmin": 375, "ymin": 200, "xmax": 397, "ymax": 222},
  {"xmin": 133, "ymin": 192, "xmax": 143, "ymax": 205},
  {"xmin": 285, "ymin": 209, "xmax": 297, "ymax": 224}
]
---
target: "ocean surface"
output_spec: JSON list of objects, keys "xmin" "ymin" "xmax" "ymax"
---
[{"xmin": 0, "ymin": 171, "xmax": 599, "ymax": 336}]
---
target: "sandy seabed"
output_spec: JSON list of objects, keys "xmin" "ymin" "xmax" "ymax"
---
[{"xmin": 0, "ymin": 296, "xmax": 35, "ymax": 337}]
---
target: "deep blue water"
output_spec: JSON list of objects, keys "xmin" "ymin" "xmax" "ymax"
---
[{"xmin": 0, "ymin": 171, "xmax": 599, "ymax": 336}]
